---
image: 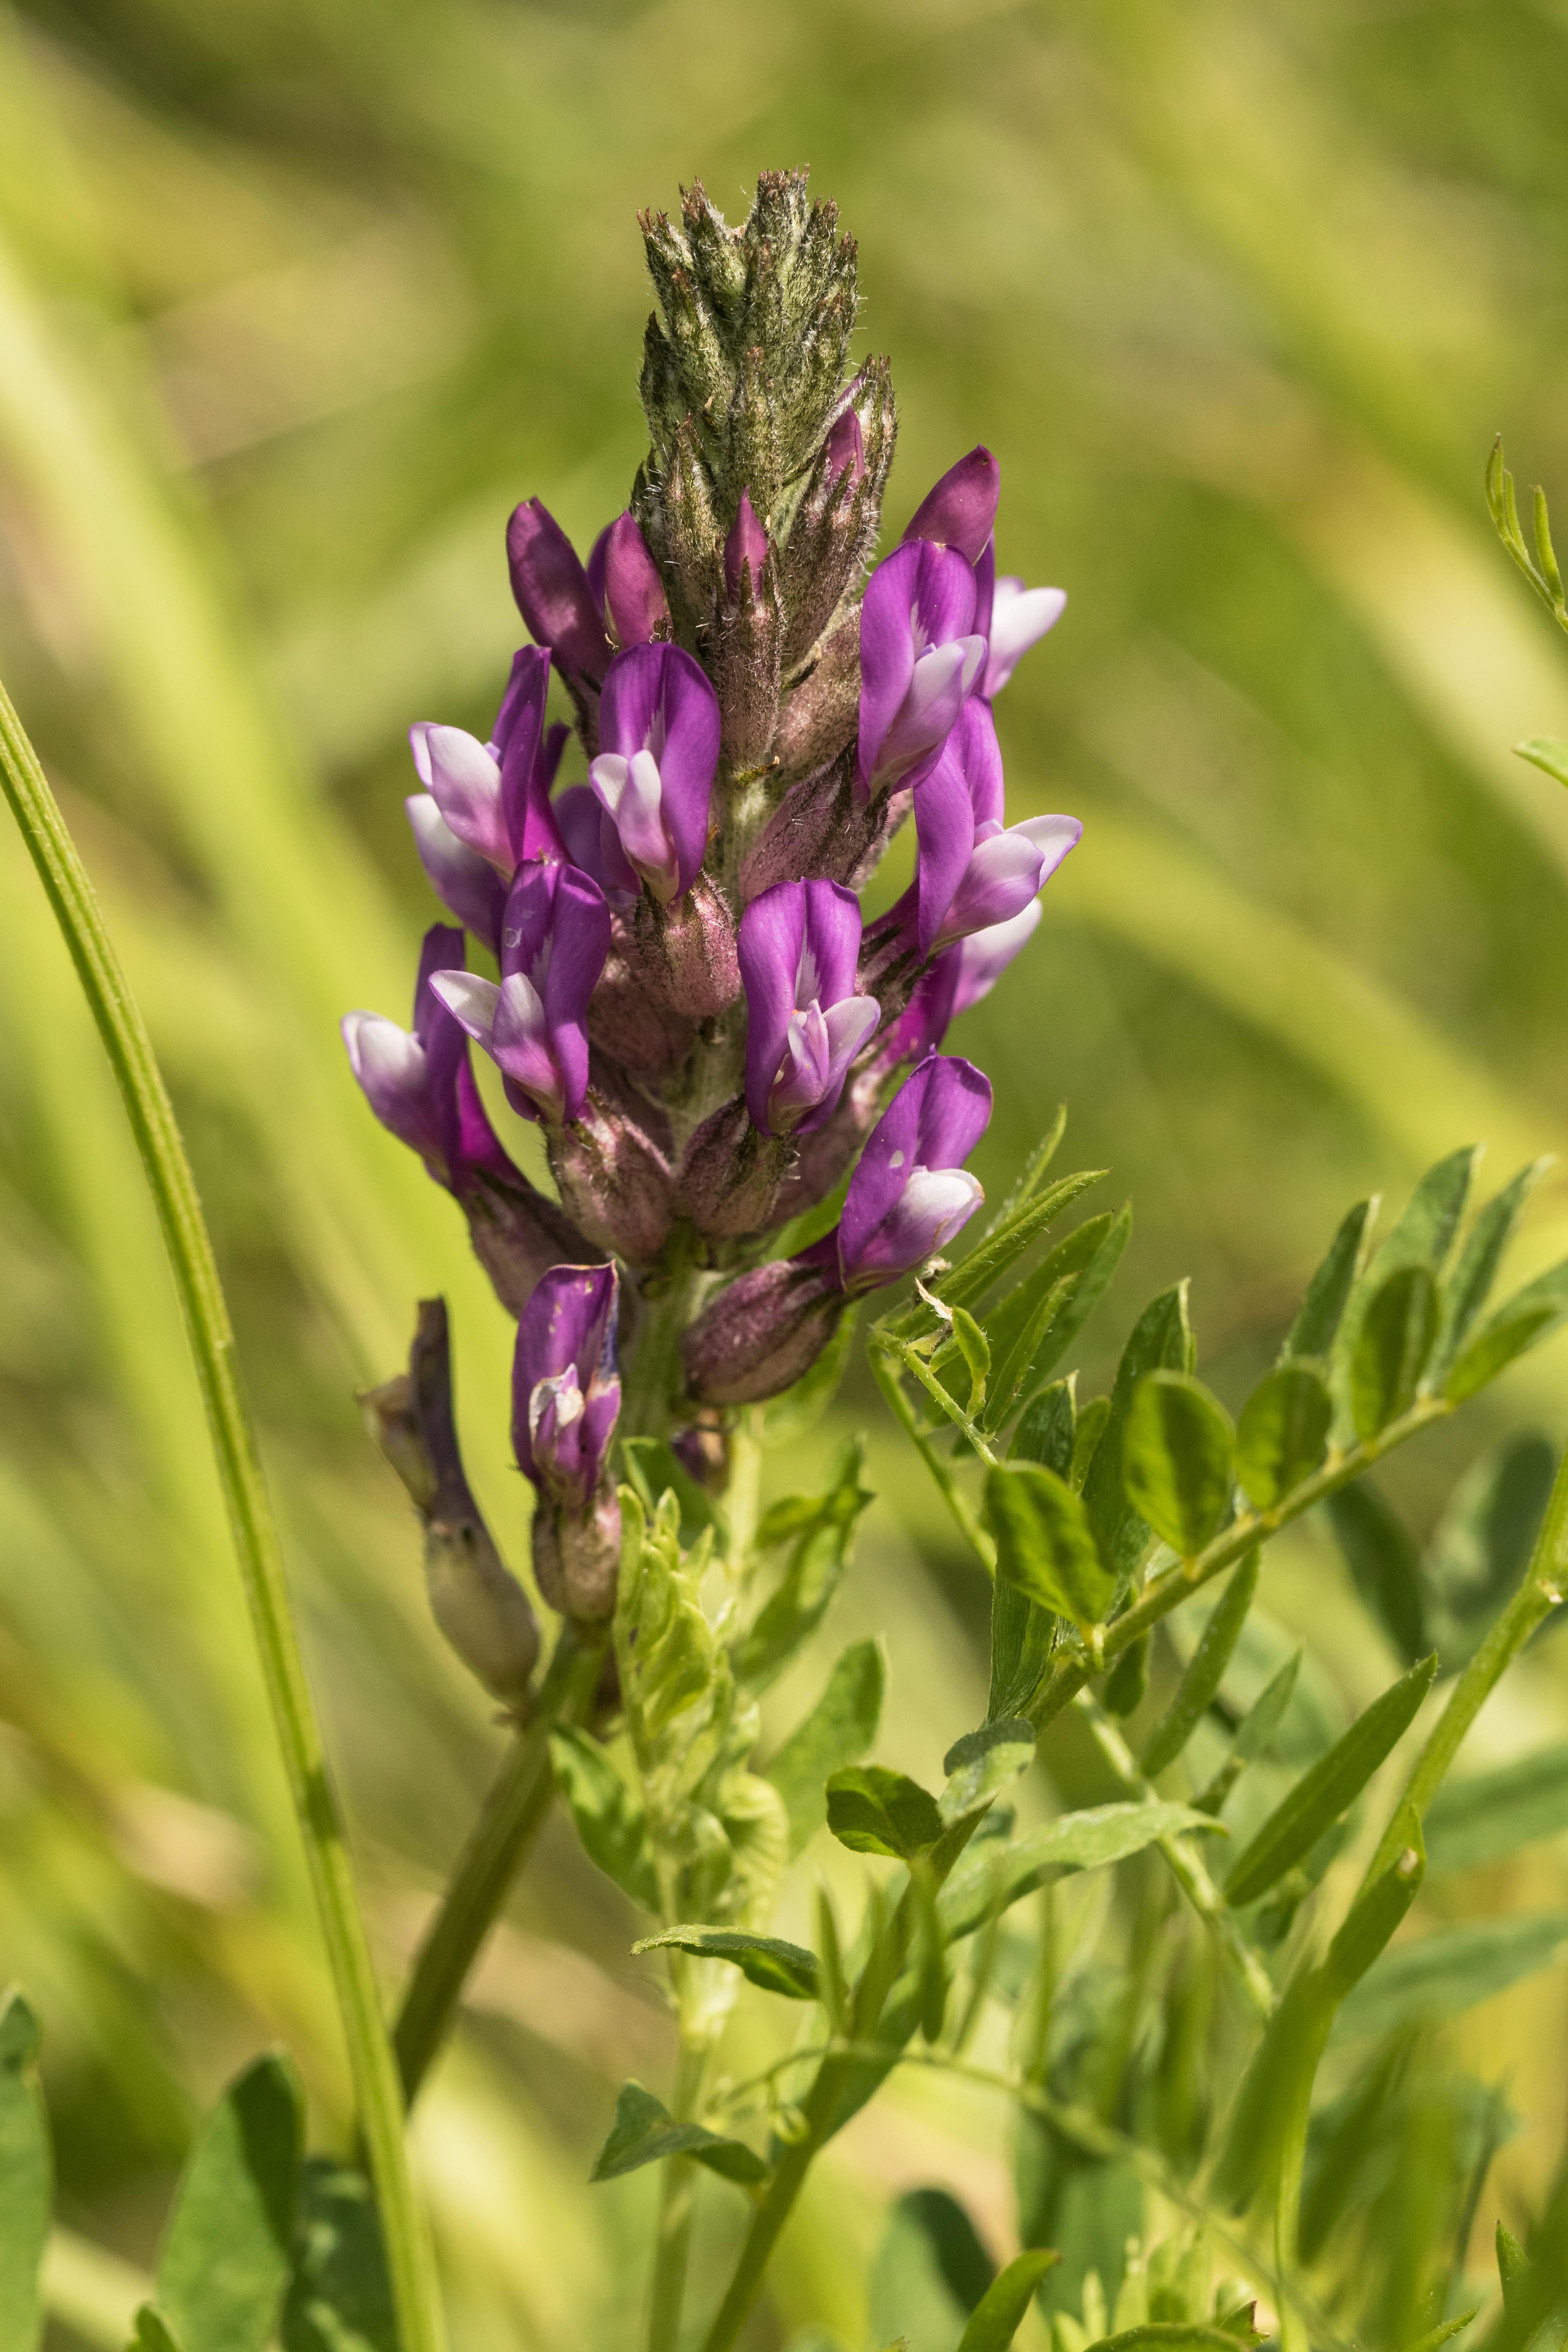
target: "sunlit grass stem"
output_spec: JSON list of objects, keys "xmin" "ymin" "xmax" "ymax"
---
[{"xmin": 0, "ymin": 676, "xmax": 445, "ymax": 2352}]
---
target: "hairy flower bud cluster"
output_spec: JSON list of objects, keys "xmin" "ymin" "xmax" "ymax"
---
[{"xmin": 344, "ymin": 169, "xmax": 1078, "ymax": 1635}]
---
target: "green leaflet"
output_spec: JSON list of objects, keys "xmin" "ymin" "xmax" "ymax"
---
[
  {"xmin": 939, "ymin": 1803, "xmax": 1224, "ymax": 1942},
  {"xmin": 1120, "ymin": 1372, "xmax": 1235, "ymax": 1556},
  {"xmin": 1515, "ymin": 735, "xmax": 1568, "ymax": 788},
  {"xmin": 1400, "ymin": 2314, "xmax": 1479, "ymax": 2352},
  {"xmin": 1425, "ymin": 1742, "xmax": 1568, "ymax": 1874},
  {"xmin": 986, "ymin": 1461, "xmax": 1115, "ymax": 1631},
  {"xmin": 734, "ymin": 1437, "xmax": 872, "ymax": 1692},
  {"xmin": 156, "ymin": 2054, "xmax": 302, "ymax": 2352},
  {"xmin": 550, "ymin": 1726, "xmax": 660, "ymax": 1910},
  {"xmin": 0, "ymin": 1992, "xmax": 49, "ymax": 2352},
  {"xmin": 1283, "ymin": 1198, "xmax": 1376, "ymax": 1363},
  {"xmin": 1081, "ymin": 1285, "xmax": 1195, "ymax": 1578},
  {"xmin": 1432, "ymin": 1159, "xmax": 1549, "ymax": 1375},
  {"xmin": 765, "ymin": 1638, "xmax": 885, "ymax": 1855},
  {"xmin": 1351, "ymin": 1263, "xmax": 1439, "ymax": 1441},
  {"xmin": 1332, "ymin": 1912, "xmax": 1568, "ymax": 2042},
  {"xmin": 589, "ymin": 2081, "xmax": 765, "ymax": 2186},
  {"xmin": 868, "ymin": 2187, "xmax": 995, "ymax": 2352},
  {"xmin": 957, "ymin": 2250, "xmax": 1062, "ymax": 2352},
  {"xmin": 939, "ymin": 1718, "xmax": 1036, "ymax": 1823},
  {"xmin": 1327, "ymin": 1484, "xmax": 1427, "ymax": 1665},
  {"xmin": 634, "ymin": 1926, "xmax": 820, "ymax": 2000},
  {"xmin": 1366, "ymin": 1147, "xmax": 1478, "ymax": 1284},
  {"xmin": 1424, "ymin": 1432, "xmax": 1558, "ymax": 1665},
  {"xmin": 1194, "ymin": 1651, "xmax": 1299, "ymax": 1816},
  {"xmin": 1013, "ymin": 1377, "xmax": 1077, "ymax": 1477},
  {"xmin": 130, "ymin": 2314, "xmax": 186, "ymax": 2352},
  {"xmin": 281, "ymin": 2161, "xmax": 396, "ymax": 2352},
  {"xmin": 1139, "ymin": 1551, "xmax": 1259, "ymax": 1777},
  {"xmin": 826, "ymin": 1765, "xmax": 943, "ymax": 1859},
  {"xmin": 1084, "ymin": 2332, "xmax": 1249, "ymax": 2352},
  {"xmin": 1103, "ymin": 1632, "xmax": 1149, "ymax": 1717},
  {"xmin": 1446, "ymin": 1259, "xmax": 1568, "ymax": 1403},
  {"xmin": 1234, "ymin": 1364, "xmax": 1331, "ymax": 1511},
  {"xmin": 1225, "ymin": 1655, "xmax": 1436, "ymax": 1907}
]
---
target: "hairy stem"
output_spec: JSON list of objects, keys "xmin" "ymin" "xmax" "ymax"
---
[
  {"xmin": 0, "ymin": 677, "xmax": 446, "ymax": 2352},
  {"xmin": 394, "ymin": 1625, "xmax": 605, "ymax": 2101},
  {"xmin": 623, "ymin": 1246, "xmax": 705, "ymax": 1441}
]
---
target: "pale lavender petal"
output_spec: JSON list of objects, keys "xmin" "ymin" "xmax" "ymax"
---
[
  {"xmin": 842, "ymin": 1168, "xmax": 984, "ymax": 1295},
  {"xmin": 491, "ymin": 971, "xmax": 566, "ymax": 1124},
  {"xmin": 911, "ymin": 736, "xmax": 977, "ymax": 959},
  {"xmin": 836, "ymin": 1054, "xmax": 991, "ymax": 1293},
  {"xmin": 596, "ymin": 643, "xmax": 717, "ymax": 900},
  {"xmin": 602, "ymin": 512, "xmax": 669, "ymax": 648},
  {"xmin": 982, "ymin": 579, "xmax": 1067, "ymax": 699},
  {"xmin": 591, "ymin": 749, "xmax": 680, "ymax": 901},
  {"xmin": 406, "ymin": 796, "xmax": 507, "ymax": 952},
  {"xmin": 341, "ymin": 1011, "xmax": 442, "ymax": 1168},
  {"xmin": 429, "ymin": 968, "xmax": 501, "ymax": 1049},
  {"xmin": 769, "ymin": 1000, "xmax": 835, "ymax": 1127},
  {"xmin": 932, "ymin": 814, "xmax": 1081, "ymax": 951},
  {"xmin": 506, "ymin": 499, "xmax": 611, "ymax": 685},
  {"xmin": 902, "ymin": 446, "xmax": 1001, "ymax": 564},
  {"xmin": 423, "ymin": 726, "xmax": 510, "ymax": 870},
  {"xmin": 949, "ymin": 901, "xmax": 1042, "ymax": 1020},
  {"xmin": 725, "ymin": 491, "xmax": 769, "ymax": 599}
]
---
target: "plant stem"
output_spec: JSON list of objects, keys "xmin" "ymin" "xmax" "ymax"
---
[
  {"xmin": 0, "ymin": 676, "xmax": 445, "ymax": 2352},
  {"xmin": 725, "ymin": 1406, "xmax": 765, "ymax": 1572},
  {"xmin": 869, "ymin": 1345, "xmax": 995, "ymax": 1570},
  {"xmin": 623, "ymin": 1244, "xmax": 704, "ymax": 1441},
  {"xmin": 646, "ymin": 2036, "xmax": 714, "ymax": 2352},
  {"xmin": 394, "ymin": 1625, "xmax": 606, "ymax": 2101}
]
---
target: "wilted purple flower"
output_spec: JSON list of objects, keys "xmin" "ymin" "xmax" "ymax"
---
[
  {"xmin": 738, "ymin": 880, "xmax": 880, "ymax": 1137},
  {"xmin": 890, "ymin": 902, "xmax": 1043, "ymax": 1063},
  {"xmin": 979, "ymin": 564, "xmax": 1067, "ymax": 700},
  {"xmin": 856, "ymin": 540, "xmax": 986, "ymax": 803},
  {"xmin": 725, "ymin": 492, "xmax": 770, "ymax": 599},
  {"xmin": 828, "ymin": 1052, "xmax": 992, "ymax": 1295},
  {"xmin": 512, "ymin": 1264, "xmax": 621, "ymax": 1513},
  {"xmin": 507, "ymin": 499, "xmax": 613, "ymax": 692},
  {"xmin": 902, "ymin": 445, "xmax": 1001, "ymax": 565},
  {"xmin": 431, "ymin": 861, "xmax": 611, "ymax": 1127},
  {"xmin": 589, "ymin": 511, "xmax": 670, "ymax": 650},
  {"xmin": 589, "ymin": 643, "xmax": 720, "ymax": 904},
  {"xmin": 901, "ymin": 701, "xmax": 1081, "ymax": 957}
]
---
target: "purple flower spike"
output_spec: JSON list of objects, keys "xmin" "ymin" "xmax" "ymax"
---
[
  {"xmin": 506, "ymin": 499, "xmax": 612, "ymax": 689},
  {"xmin": 431, "ymin": 860, "xmax": 610, "ymax": 1127},
  {"xmin": 902, "ymin": 446, "xmax": 1001, "ymax": 565},
  {"xmin": 890, "ymin": 901, "xmax": 1043, "ymax": 1063},
  {"xmin": 597, "ymin": 511, "xmax": 669, "ymax": 649},
  {"xmin": 856, "ymin": 539, "xmax": 986, "ymax": 803},
  {"xmin": 589, "ymin": 643, "xmax": 720, "ymax": 904},
  {"xmin": 725, "ymin": 492, "xmax": 770, "ymax": 599},
  {"xmin": 404, "ymin": 795, "xmax": 507, "ymax": 953},
  {"xmin": 910, "ymin": 701, "xmax": 1081, "ymax": 956},
  {"xmin": 738, "ymin": 880, "xmax": 879, "ymax": 1138},
  {"xmin": 512, "ymin": 1263, "xmax": 621, "ymax": 1513},
  {"xmin": 982, "ymin": 576, "xmax": 1068, "ymax": 699},
  {"xmin": 832, "ymin": 1052, "xmax": 992, "ymax": 1296}
]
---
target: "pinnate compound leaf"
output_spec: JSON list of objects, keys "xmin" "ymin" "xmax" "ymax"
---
[
  {"xmin": 1139, "ymin": 1552, "xmax": 1259, "ymax": 1777},
  {"xmin": 1446, "ymin": 1259, "xmax": 1568, "ymax": 1403},
  {"xmin": 940, "ymin": 1719, "xmax": 1035, "ymax": 1824},
  {"xmin": 1235, "ymin": 1365, "xmax": 1331, "ymax": 1510},
  {"xmin": 590, "ymin": 2080, "xmax": 765, "ymax": 2184},
  {"xmin": 827, "ymin": 1766, "xmax": 943, "ymax": 1859},
  {"xmin": 1435, "ymin": 1160, "xmax": 1550, "ymax": 1372},
  {"xmin": 1225, "ymin": 1656, "xmax": 1436, "ymax": 1908},
  {"xmin": 281, "ymin": 2160, "xmax": 395, "ymax": 2352},
  {"xmin": 1121, "ymin": 1372, "xmax": 1235, "ymax": 1556},
  {"xmin": 634, "ymin": 1926, "xmax": 820, "ymax": 2000},
  {"xmin": 0, "ymin": 1991, "xmax": 49, "ymax": 2352},
  {"xmin": 957, "ymin": 2249, "xmax": 1062, "ymax": 2352},
  {"xmin": 550, "ymin": 1726, "xmax": 659, "ymax": 1909},
  {"xmin": 1332, "ymin": 1912, "xmax": 1568, "ymax": 2042},
  {"xmin": 1326, "ymin": 1484, "xmax": 1426, "ymax": 1665},
  {"xmin": 986, "ymin": 1463, "xmax": 1114, "ymax": 1631},
  {"xmin": 1285, "ymin": 1198, "xmax": 1376, "ymax": 1363},
  {"xmin": 1425, "ymin": 1742, "xmax": 1568, "ymax": 1874},
  {"xmin": 766, "ymin": 1639, "xmax": 885, "ymax": 1855},
  {"xmin": 938, "ymin": 1803, "xmax": 1224, "ymax": 1942},
  {"xmin": 156, "ymin": 2053, "xmax": 302, "ymax": 2352},
  {"xmin": 1351, "ymin": 1264, "xmax": 1439, "ymax": 1440},
  {"xmin": 1083, "ymin": 1284, "xmax": 1195, "ymax": 1576}
]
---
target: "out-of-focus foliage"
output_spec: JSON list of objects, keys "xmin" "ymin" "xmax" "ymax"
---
[{"xmin": 6, "ymin": 1, "xmax": 1568, "ymax": 2345}]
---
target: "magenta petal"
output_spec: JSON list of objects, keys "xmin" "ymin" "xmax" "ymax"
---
[
  {"xmin": 725, "ymin": 492, "xmax": 769, "ymax": 599},
  {"xmin": 423, "ymin": 727, "xmax": 510, "ymax": 869},
  {"xmin": 855, "ymin": 544, "xmax": 919, "ymax": 796},
  {"xmin": 405, "ymin": 796, "xmax": 506, "ymax": 954},
  {"xmin": 857, "ymin": 542, "xmax": 981, "ymax": 799},
  {"xmin": 838, "ymin": 1052, "xmax": 992, "ymax": 1290},
  {"xmin": 825, "ymin": 402, "xmax": 865, "ymax": 487},
  {"xmin": 506, "ymin": 499, "xmax": 611, "ymax": 684},
  {"xmin": 597, "ymin": 643, "xmax": 718, "ymax": 900},
  {"xmin": 601, "ymin": 512, "xmax": 669, "ymax": 647},
  {"xmin": 512, "ymin": 1263, "xmax": 621, "ymax": 1499},
  {"xmin": 542, "ymin": 865, "xmax": 612, "ymax": 1124},
  {"xmin": 911, "ymin": 737, "xmax": 978, "ymax": 960},
  {"xmin": 490, "ymin": 648, "xmax": 561, "ymax": 864},
  {"xmin": 901, "ymin": 447, "xmax": 1001, "ymax": 564},
  {"xmin": 913, "ymin": 1051, "xmax": 993, "ymax": 1170},
  {"xmin": 972, "ymin": 537, "xmax": 996, "ymax": 649},
  {"xmin": 553, "ymin": 782, "xmax": 640, "ymax": 906},
  {"xmin": 798, "ymin": 877, "xmax": 863, "ymax": 1005},
  {"xmin": 738, "ymin": 882, "xmax": 806, "ymax": 1134}
]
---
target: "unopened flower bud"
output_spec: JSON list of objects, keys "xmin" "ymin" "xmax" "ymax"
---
[
  {"xmin": 514, "ymin": 1266, "xmax": 624, "ymax": 1626},
  {"xmin": 587, "ymin": 942, "xmax": 697, "ymax": 1077},
  {"xmin": 677, "ymin": 1096, "xmax": 793, "ymax": 1240},
  {"xmin": 781, "ymin": 360, "xmax": 895, "ymax": 667},
  {"xmin": 532, "ymin": 1491, "xmax": 623, "ymax": 1625},
  {"xmin": 682, "ymin": 1256, "xmax": 845, "ymax": 1406},
  {"xmin": 550, "ymin": 1092, "xmax": 676, "ymax": 1265},
  {"xmin": 361, "ymin": 1299, "xmax": 539, "ymax": 1705},
  {"xmin": 632, "ymin": 873, "xmax": 741, "ymax": 1021},
  {"xmin": 773, "ymin": 611, "xmax": 862, "ymax": 782},
  {"xmin": 594, "ymin": 511, "xmax": 670, "ymax": 650},
  {"xmin": 738, "ymin": 750, "xmax": 885, "ymax": 902}
]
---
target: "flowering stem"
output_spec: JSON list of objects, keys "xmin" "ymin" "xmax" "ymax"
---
[
  {"xmin": 393, "ymin": 1623, "xmax": 606, "ymax": 2101},
  {"xmin": 646, "ymin": 2035, "xmax": 714, "ymax": 2352},
  {"xmin": 0, "ymin": 676, "xmax": 446, "ymax": 2352},
  {"xmin": 622, "ymin": 1241, "xmax": 704, "ymax": 1439}
]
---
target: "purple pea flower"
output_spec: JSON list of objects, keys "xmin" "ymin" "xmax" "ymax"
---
[
  {"xmin": 855, "ymin": 539, "xmax": 986, "ymax": 804},
  {"xmin": 342, "ymin": 925, "xmax": 516, "ymax": 1189},
  {"xmin": 507, "ymin": 499, "xmax": 613, "ymax": 691},
  {"xmin": 887, "ymin": 902, "xmax": 1043, "ymax": 1065},
  {"xmin": 551, "ymin": 782, "xmax": 641, "ymax": 909},
  {"xmin": 818, "ymin": 1051, "xmax": 992, "ymax": 1297},
  {"xmin": 430, "ymin": 860, "xmax": 611, "ymax": 1127},
  {"xmin": 512, "ymin": 1264, "xmax": 621, "ymax": 1514},
  {"xmin": 904, "ymin": 700, "xmax": 1081, "ymax": 957},
  {"xmin": 405, "ymin": 649, "xmax": 570, "ymax": 947},
  {"xmin": 738, "ymin": 880, "xmax": 881, "ymax": 1138},
  {"xmin": 588, "ymin": 643, "xmax": 720, "ymax": 904},
  {"xmin": 901, "ymin": 445, "xmax": 1001, "ymax": 565},
  {"xmin": 588, "ymin": 511, "xmax": 670, "ymax": 650},
  {"xmin": 974, "ymin": 546, "xmax": 1067, "ymax": 700}
]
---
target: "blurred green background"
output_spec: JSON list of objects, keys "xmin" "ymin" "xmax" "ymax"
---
[{"xmin": 5, "ymin": 0, "xmax": 1568, "ymax": 2342}]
